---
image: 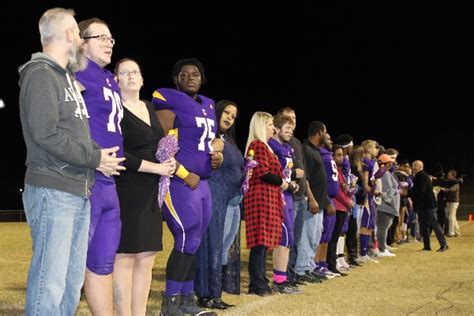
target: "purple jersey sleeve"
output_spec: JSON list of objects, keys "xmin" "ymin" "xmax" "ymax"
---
[
  {"xmin": 152, "ymin": 88, "xmax": 216, "ymax": 178},
  {"xmin": 76, "ymin": 59, "xmax": 124, "ymax": 183},
  {"xmin": 363, "ymin": 157, "xmax": 375, "ymax": 179},
  {"xmin": 342, "ymin": 155, "xmax": 351, "ymax": 177},
  {"xmin": 319, "ymin": 147, "xmax": 339, "ymax": 198},
  {"xmin": 268, "ymin": 138, "xmax": 294, "ymax": 183}
]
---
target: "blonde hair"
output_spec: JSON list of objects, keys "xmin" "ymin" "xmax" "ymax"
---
[
  {"xmin": 350, "ymin": 145, "xmax": 364, "ymax": 174},
  {"xmin": 39, "ymin": 8, "xmax": 76, "ymax": 45},
  {"xmin": 245, "ymin": 111, "xmax": 274, "ymax": 154},
  {"xmin": 361, "ymin": 139, "xmax": 377, "ymax": 155}
]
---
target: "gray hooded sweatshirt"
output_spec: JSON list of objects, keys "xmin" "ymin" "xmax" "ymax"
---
[
  {"xmin": 19, "ymin": 53, "xmax": 101, "ymax": 197},
  {"xmin": 378, "ymin": 171, "xmax": 401, "ymax": 217}
]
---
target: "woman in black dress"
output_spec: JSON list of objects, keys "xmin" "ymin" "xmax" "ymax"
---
[{"xmin": 113, "ymin": 58, "xmax": 175, "ymax": 315}]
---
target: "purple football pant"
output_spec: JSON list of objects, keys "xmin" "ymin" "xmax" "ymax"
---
[
  {"xmin": 361, "ymin": 198, "xmax": 376, "ymax": 230},
  {"xmin": 280, "ymin": 193, "xmax": 295, "ymax": 248},
  {"xmin": 321, "ymin": 209, "xmax": 336, "ymax": 243},
  {"xmin": 163, "ymin": 178, "xmax": 212, "ymax": 255},
  {"xmin": 87, "ymin": 179, "xmax": 121, "ymax": 275}
]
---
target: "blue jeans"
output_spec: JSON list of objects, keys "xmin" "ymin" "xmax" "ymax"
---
[
  {"xmin": 23, "ymin": 184, "xmax": 90, "ymax": 316},
  {"xmin": 289, "ymin": 199, "xmax": 322, "ymax": 276},
  {"xmin": 222, "ymin": 194, "xmax": 242, "ymax": 265}
]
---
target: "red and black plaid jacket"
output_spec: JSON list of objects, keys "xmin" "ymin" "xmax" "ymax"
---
[{"xmin": 244, "ymin": 140, "xmax": 283, "ymax": 249}]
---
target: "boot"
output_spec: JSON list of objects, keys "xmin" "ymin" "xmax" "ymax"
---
[
  {"xmin": 160, "ymin": 292, "xmax": 185, "ymax": 316},
  {"xmin": 179, "ymin": 293, "xmax": 216, "ymax": 315}
]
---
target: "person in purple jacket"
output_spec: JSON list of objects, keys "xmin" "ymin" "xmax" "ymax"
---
[
  {"xmin": 314, "ymin": 133, "xmax": 340, "ymax": 278},
  {"xmin": 77, "ymin": 17, "xmax": 125, "ymax": 314},
  {"xmin": 153, "ymin": 58, "xmax": 223, "ymax": 316}
]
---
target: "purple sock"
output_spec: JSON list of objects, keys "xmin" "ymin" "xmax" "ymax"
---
[
  {"xmin": 360, "ymin": 234, "xmax": 369, "ymax": 256},
  {"xmin": 319, "ymin": 261, "xmax": 327, "ymax": 268},
  {"xmin": 313, "ymin": 262, "xmax": 320, "ymax": 271},
  {"xmin": 165, "ymin": 279, "xmax": 183, "ymax": 296},
  {"xmin": 181, "ymin": 281, "xmax": 194, "ymax": 295}
]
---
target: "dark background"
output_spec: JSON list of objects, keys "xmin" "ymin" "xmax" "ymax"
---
[{"xmin": 0, "ymin": 2, "xmax": 472, "ymax": 209}]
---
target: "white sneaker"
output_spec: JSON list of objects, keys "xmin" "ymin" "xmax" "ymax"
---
[
  {"xmin": 377, "ymin": 250, "xmax": 396, "ymax": 257},
  {"xmin": 320, "ymin": 267, "xmax": 338, "ymax": 278},
  {"xmin": 361, "ymin": 255, "xmax": 379, "ymax": 263},
  {"xmin": 337, "ymin": 257, "xmax": 350, "ymax": 270},
  {"xmin": 386, "ymin": 245, "xmax": 398, "ymax": 251}
]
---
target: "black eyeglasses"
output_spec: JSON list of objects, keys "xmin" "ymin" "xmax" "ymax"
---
[{"xmin": 82, "ymin": 34, "xmax": 115, "ymax": 45}]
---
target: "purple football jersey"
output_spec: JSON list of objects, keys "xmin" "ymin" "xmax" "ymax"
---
[
  {"xmin": 76, "ymin": 59, "xmax": 124, "ymax": 182},
  {"xmin": 319, "ymin": 146, "xmax": 339, "ymax": 198},
  {"xmin": 363, "ymin": 157, "xmax": 375, "ymax": 179},
  {"xmin": 342, "ymin": 155, "xmax": 351, "ymax": 178},
  {"xmin": 268, "ymin": 138, "xmax": 294, "ymax": 183},
  {"xmin": 152, "ymin": 88, "xmax": 216, "ymax": 179}
]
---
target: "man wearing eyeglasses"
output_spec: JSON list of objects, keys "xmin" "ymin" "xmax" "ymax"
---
[
  {"xmin": 18, "ymin": 8, "xmax": 125, "ymax": 315},
  {"xmin": 76, "ymin": 17, "xmax": 124, "ymax": 315}
]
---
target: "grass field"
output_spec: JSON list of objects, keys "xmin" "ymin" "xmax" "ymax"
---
[{"xmin": 1, "ymin": 221, "xmax": 474, "ymax": 315}]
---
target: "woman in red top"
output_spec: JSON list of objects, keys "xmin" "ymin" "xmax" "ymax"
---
[
  {"xmin": 244, "ymin": 112, "xmax": 287, "ymax": 296},
  {"xmin": 327, "ymin": 145, "xmax": 354, "ymax": 275}
]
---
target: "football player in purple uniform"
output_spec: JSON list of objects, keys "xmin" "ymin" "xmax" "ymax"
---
[
  {"xmin": 153, "ymin": 58, "xmax": 222, "ymax": 316},
  {"xmin": 314, "ymin": 133, "xmax": 340, "ymax": 278},
  {"xmin": 19, "ymin": 9, "xmax": 124, "ymax": 315},
  {"xmin": 77, "ymin": 18, "xmax": 124, "ymax": 315}
]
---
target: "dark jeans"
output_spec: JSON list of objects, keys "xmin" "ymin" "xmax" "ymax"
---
[
  {"xmin": 437, "ymin": 200, "xmax": 449, "ymax": 235},
  {"xmin": 418, "ymin": 208, "xmax": 447, "ymax": 249},
  {"xmin": 345, "ymin": 214, "xmax": 358, "ymax": 262},
  {"xmin": 387, "ymin": 215, "xmax": 399, "ymax": 246},
  {"xmin": 248, "ymin": 245, "xmax": 270, "ymax": 294},
  {"xmin": 327, "ymin": 211, "xmax": 347, "ymax": 271}
]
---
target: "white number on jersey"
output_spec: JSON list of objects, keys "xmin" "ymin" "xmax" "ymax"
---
[
  {"xmin": 331, "ymin": 159, "xmax": 338, "ymax": 181},
  {"xmin": 104, "ymin": 87, "xmax": 123, "ymax": 133},
  {"xmin": 195, "ymin": 117, "xmax": 215, "ymax": 151}
]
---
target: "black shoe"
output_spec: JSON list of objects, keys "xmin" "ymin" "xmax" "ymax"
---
[
  {"xmin": 248, "ymin": 289, "xmax": 272, "ymax": 296},
  {"xmin": 296, "ymin": 272, "xmax": 322, "ymax": 284},
  {"xmin": 181, "ymin": 294, "xmax": 216, "ymax": 315},
  {"xmin": 214, "ymin": 298, "xmax": 235, "ymax": 308},
  {"xmin": 160, "ymin": 292, "xmax": 185, "ymax": 316},
  {"xmin": 198, "ymin": 297, "xmax": 234, "ymax": 310},
  {"xmin": 437, "ymin": 245, "xmax": 449, "ymax": 252},
  {"xmin": 329, "ymin": 268, "xmax": 348, "ymax": 277},
  {"xmin": 272, "ymin": 281, "xmax": 301, "ymax": 294},
  {"xmin": 420, "ymin": 248, "xmax": 431, "ymax": 251},
  {"xmin": 348, "ymin": 260, "xmax": 361, "ymax": 267},
  {"xmin": 287, "ymin": 279, "xmax": 304, "ymax": 287},
  {"xmin": 197, "ymin": 297, "xmax": 215, "ymax": 308}
]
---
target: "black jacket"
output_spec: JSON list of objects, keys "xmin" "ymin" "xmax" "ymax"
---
[{"xmin": 409, "ymin": 170, "xmax": 436, "ymax": 211}]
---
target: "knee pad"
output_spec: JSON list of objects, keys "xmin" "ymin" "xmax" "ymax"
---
[{"xmin": 166, "ymin": 249, "xmax": 194, "ymax": 282}]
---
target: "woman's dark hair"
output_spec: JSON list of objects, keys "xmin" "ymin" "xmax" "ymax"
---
[{"xmin": 215, "ymin": 100, "xmax": 238, "ymax": 146}]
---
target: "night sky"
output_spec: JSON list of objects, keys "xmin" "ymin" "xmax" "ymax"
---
[{"xmin": 1, "ymin": 2, "xmax": 471, "ymax": 209}]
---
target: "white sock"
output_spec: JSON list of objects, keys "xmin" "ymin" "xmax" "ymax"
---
[{"xmin": 337, "ymin": 236, "xmax": 345, "ymax": 256}]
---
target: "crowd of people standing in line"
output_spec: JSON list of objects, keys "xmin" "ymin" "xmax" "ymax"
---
[{"xmin": 18, "ymin": 7, "xmax": 464, "ymax": 316}]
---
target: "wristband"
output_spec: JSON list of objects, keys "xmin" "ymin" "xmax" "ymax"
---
[{"xmin": 175, "ymin": 165, "xmax": 189, "ymax": 179}]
